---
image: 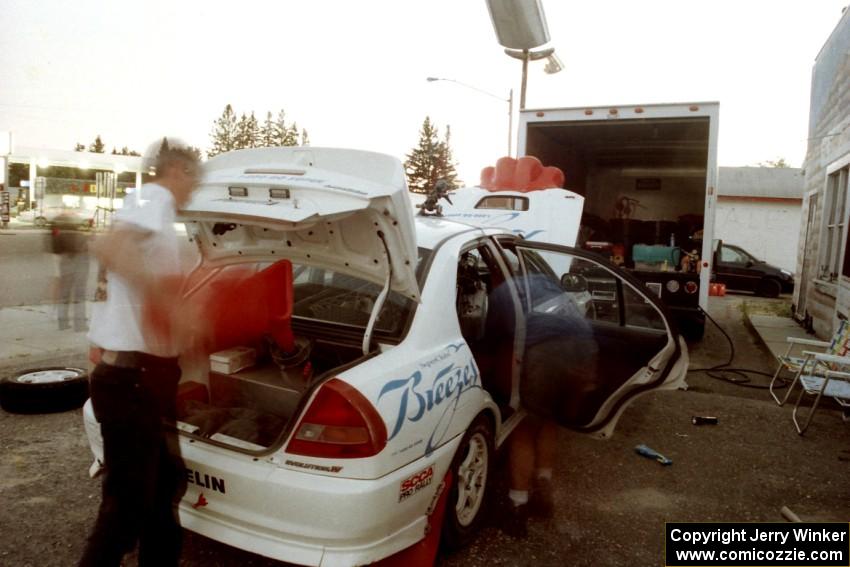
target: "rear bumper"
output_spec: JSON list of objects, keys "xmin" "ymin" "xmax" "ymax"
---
[
  {"xmin": 179, "ymin": 495, "xmax": 427, "ymax": 567},
  {"xmin": 83, "ymin": 400, "xmax": 458, "ymax": 566},
  {"xmin": 176, "ymin": 438, "xmax": 456, "ymax": 566}
]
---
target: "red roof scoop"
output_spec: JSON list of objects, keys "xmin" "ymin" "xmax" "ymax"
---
[{"xmin": 479, "ymin": 155, "xmax": 565, "ymax": 192}]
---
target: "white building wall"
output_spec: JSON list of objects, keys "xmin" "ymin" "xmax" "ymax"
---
[{"xmin": 715, "ymin": 200, "xmax": 801, "ymax": 272}]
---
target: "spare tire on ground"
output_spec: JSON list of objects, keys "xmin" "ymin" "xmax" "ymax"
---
[{"xmin": 0, "ymin": 367, "xmax": 89, "ymax": 414}]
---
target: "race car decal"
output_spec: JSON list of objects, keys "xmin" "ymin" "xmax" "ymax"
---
[
  {"xmin": 285, "ymin": 460, "xmax": 343, "ymax": 474},
  {"xmin": 185, "ymin": 467, "xmax": 226, "ymax": 494},
  {"xmin": 192, "ymin": 493, "xmax": 209, "ymax": 509},
  {"xmin": 443, "ymin": 211, "xmax": 521, "ymax": 223},
  {"xmin": 399, "ymin": 466, "xmax": 433, "ymax": 502},
  {"xmin": 378, "ymin": 342, "xmax": 481, "ymax": 456}
]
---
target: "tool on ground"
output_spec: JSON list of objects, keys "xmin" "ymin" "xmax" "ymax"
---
[
  {"xmin": 634, "ymin": 444, "xmax": 673, "ymax": 466},
  {"xmin": 691, "ymin": 415, "xmax": 718, "ymax": 425}
]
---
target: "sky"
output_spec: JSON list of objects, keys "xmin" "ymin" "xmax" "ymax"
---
[{"xmin": 1, "ymin": 0, "xmax": 848, "ymax": 185}]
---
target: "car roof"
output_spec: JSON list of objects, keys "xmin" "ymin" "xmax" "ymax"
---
[{"xmin": 414, "ymin": 215, "xmax": 506, "ymax": 250}]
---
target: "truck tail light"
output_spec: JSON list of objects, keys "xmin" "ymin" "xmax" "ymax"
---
[
  {"xmin": 666, "ymin": 280, "xmax": 680, "ymax": 293},
  {"xmin": 285, "ymin": 379, "xmax": 387, "ymax": 459},
  {"xmin": 684, "ymin": 281, "xmax": 699, "ymax": 294}
]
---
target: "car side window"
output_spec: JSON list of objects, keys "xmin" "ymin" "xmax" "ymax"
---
[{"xmin": 720, "ymin": 246, "xmax": 746, "ymax": 264}]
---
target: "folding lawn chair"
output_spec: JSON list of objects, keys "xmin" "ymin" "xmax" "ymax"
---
[
  {"xmin": 792, "ymin": 365, "xmax": 850, "ymax": 434},
  {"xmin": 769, "ymin": 319, "xmax": 850, "ymax": 406}
]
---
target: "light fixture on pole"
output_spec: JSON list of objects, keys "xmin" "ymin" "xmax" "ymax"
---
[
  {"xmin": 485, "ymin": 0, "xmax": 563, "ymax": 110},
  {"xmin": 503, "ymin": 47, "xmax": 563, "ymax": 109},
  {"xmin": 426, "ymin": 77, "xmax": 514, "ymax": 156}
]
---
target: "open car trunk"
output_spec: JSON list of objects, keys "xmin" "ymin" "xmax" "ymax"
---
[
  {"xmin": 168, "ymin": 147, "xmax": 422, "ymax": 452},
  {"xmin": 173, "ymin": 257, "xmax": 413, "ymax": 453}
]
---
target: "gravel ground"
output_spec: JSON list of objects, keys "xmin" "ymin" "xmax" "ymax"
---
[{"xmin": 1, "ymin": 294, "xmax": 848, "ymax": 567}]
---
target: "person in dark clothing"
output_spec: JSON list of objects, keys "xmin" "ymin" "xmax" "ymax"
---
[
  {"xmin": 51, "ymin": 213, "xmax": 90, "ymax": 331},
  {"xmin": 79, "ymin": 140, "xmax": 201, "ymax": 567},
  {"xmin": 497, "ymin": 272, "xmax": 599, "ymax": 538}
]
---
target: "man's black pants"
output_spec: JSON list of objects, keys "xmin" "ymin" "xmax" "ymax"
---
[{"xmin": 79, "ymin": 357, "xmax": 186, "ymax": 567}]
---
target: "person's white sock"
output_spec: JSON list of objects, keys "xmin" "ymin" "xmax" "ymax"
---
[
  {"xmin": 536, "ymin": 468, "xmax": 553, "ymax": 481},
  {"xmin": 508, "ymin": 489, "xmax": 529, "ymax": 507}
]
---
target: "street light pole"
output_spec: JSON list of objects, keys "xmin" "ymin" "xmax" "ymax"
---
[
  {"xmin": 426, "ymin": 77, "xmax": 514, "ymax": 156},
  {"xmin": 504, "ymin": 47, "xmax": 557, "ymax": 110}
]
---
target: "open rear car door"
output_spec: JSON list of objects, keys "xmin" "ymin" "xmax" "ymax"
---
[{"xmin": 508, "ymin": 241, "xmax": 689, "ymax": 439}]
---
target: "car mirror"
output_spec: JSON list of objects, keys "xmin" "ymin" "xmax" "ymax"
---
[
  {"xmin": 746, "ymin": 261, "xmax": 754, "ymax": 268},
  {"xmin": 560, "ymin": 273, "xmax": 588, "ymax": 292}
]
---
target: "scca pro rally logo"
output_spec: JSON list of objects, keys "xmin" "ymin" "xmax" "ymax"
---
[
  {"xmin": 399, "ymin": 466, "xmax": 433, "ymax": 502},
  {"xmin": 378, "ymin": 342, "xmax": 480, "ymax": 456}
]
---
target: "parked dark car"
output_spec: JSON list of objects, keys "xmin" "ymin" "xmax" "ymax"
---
[{"xmin": 713, "ymin": 241, "xmax": 794, "ymax": 297}]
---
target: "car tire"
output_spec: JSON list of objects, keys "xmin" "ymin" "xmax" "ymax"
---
[
  {"xmin": 34, "ymin": 216, "xmax": 47, "ymax": 227},
  {"xmin": 757, "ymin": 278, "xmax": 781, "ymax": 298},
  {"xmin": 0, "ymin": 367, "xmax": 89, "ymax": 414},
  {"xmin": 441, "ymin": 414, "xmax": 493, "ymax": 551}
]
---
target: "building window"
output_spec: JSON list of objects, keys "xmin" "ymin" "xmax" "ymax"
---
[{"xmin": 822, "ymin": 165, "xmax": 849, "ymax": 281}]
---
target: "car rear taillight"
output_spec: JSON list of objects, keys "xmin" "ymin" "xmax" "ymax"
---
[
  {"xmin": 286, "ymin": 378, "xmax": 387, "ymax": 459},
  {"xmin": 684, "ymin": 281, "xmax": 699, "ymax": 294}
]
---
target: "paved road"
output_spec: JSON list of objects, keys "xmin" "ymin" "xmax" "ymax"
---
[
  {"xmin": 0, "ymin": 230, "xmax": 70, "ymax": 307},
  {"xmin": 0, "ymin": 227, "xmax": 197, "ymax": 308}
]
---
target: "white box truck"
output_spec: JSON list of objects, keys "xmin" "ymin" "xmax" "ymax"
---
[{"xmin": 513, "ymin": 102, "xmax": 719, "ymax": 339}]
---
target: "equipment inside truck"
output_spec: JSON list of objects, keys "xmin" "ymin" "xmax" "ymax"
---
[
  {"xmin": 524, "ymin": 116, "xmax": 709, "ymax": 273},
  {"xmin": 520, "ymin": 109, "xmax": 715, "ymax": 340}
]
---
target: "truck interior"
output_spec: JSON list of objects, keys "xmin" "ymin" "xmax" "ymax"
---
[{"xmin": 524, "ymin": 116, "xmax": 710, "ymax": 271}]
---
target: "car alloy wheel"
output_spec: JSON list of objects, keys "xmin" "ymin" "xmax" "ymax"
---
[{"xmin": 441, "ymin": 415, "xmax": 493, "ymax": 550}]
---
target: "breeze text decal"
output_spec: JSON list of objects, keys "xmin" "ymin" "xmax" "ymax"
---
[{"xmin": 378, "ymin": 343, "xmax": 480, "ymax": 456}]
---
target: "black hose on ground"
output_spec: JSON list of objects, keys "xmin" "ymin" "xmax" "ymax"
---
[{"xmin": 687, "ymin": 306, "xmax": 785, "ymax": 390}]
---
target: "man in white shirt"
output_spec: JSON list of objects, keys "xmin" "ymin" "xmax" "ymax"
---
[{"xmin": 79, "ymin": 140, "xmax": 200, "ymax": 567}]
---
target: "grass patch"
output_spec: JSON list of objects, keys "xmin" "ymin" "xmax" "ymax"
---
[{"xmin": 742, "ymin": 299, "xmax": 793, "ymax": 318}]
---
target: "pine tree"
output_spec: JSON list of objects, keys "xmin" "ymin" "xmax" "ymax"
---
[
  {"xmin": 271, "ymin": 109, "xmax": 288, "ymax": 146},
  {"xmin": 404, "ymin": 116, "xmax": 448, "ymax": 193},
  {"xmin": 208, "ymin": 104, "xmax": 238, "ymax": 157},
  {"xmin": 88, "ymin": 135, "xmax": 106, "ymax": 153},
  {"xmin": 284, "ymin": 122, "xmax": 299, "ymax": 146},
  {"xmin": 269, "ymin": 110, "xmax": 302, "ymax": 147},
  {"xmin": 260, "ymin": 111, "xmax": 277, "ymax": 147},
  {"xmin": 210, "ymin": 105, "xmax": 308, "ymax": 154},
  {"xmin": 234, "ymin": 113, "xmax": 257, "ymax": 149},
  {"xmin": 436, "ymin": 125, "xmax": 459, "ymax": 188},
  {"xmin": 184, "ymin": 146, "xmax": 203, "ymax": 160},
  {"xmin": 300, "ymin": 128, "xmax": 310, "ymax": 146}
]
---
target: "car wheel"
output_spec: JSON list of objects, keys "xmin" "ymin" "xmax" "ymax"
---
[
  {"xmin": 0, "ymin": 367, "xmax": 89, "ymax": 414},
  {"xmin": 34, "ymin": 216, "xmax": 47, "ymax": 227},
  {"xmin": 757, "ymin": 278, "xmax": 781, "ymax": 298},
  {"xmin": 441, "ymin": 415, "xmax": 493, "ymax": 551}
]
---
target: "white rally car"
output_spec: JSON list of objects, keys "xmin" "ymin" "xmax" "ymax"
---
[{"xmin": 82, "ymin": 147, "xmax": 688, "ymax": 566}]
